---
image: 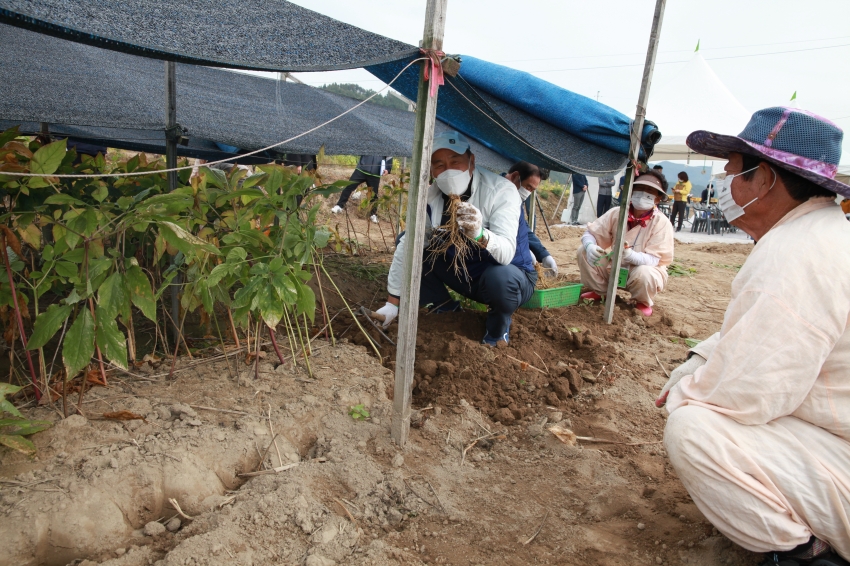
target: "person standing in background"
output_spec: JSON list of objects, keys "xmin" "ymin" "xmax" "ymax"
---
[
  {"xmin": 597, "ymin": 176, "xmax": 615, "ymax": 216},
  {"xmin": 569, "ymin": 172, "xmax": 589, "ymax": 225},
  {"xmin": 331, "ymin": 155, "xmax": 394, "ymax": 223},
  {"xmin": 670, "ymin": 171, "xmax": 692, "ymax": 231}
]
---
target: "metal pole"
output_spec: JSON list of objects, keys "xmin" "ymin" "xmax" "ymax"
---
[
  {"xmin": 535, "ymin": 193, "xmax": 555, "ymax": 242},
  {"xmin": 165, "ymin": 61, "xmax": 181, "ymax": 345},
  {"xmin": 391, "ymin": 0, "xmax": 447, "ymax": 447},
  {"xmin": 603, "ymin": 0, "xmax": 667, "ymax": 324}
]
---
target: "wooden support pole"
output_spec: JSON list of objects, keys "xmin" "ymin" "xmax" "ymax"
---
[
  {"xmin": 603, "ymin": 0, "xmax": 667, "ymax": 324},
  {"xmin": 165, "ymin": 61, "xmax": 182, "ymax": 345},
  {"xmin": 391, "ymin": 0, "xmax": 447, "ymax": 447}
]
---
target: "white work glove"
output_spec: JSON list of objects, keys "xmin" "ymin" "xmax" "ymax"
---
[
  {"xmin": 655, "ymin": 354, "xmax": 707, "ymax": 408},
  {"xmin": 374, "ymin": 302, "xmax": 399, "ymax": 329},
  {"xmin": 541, "ymin": 255, "xmax": 558, "ymax": 276},
  {"xmin": 622, "ymin": 247, "xmax": 635, "ymax": 265},
  {"xmin": 585, "ymin": 243, "xmax": 605, "ymax": 265},
  {"xmin": 455, "ymin": 201, "xmax": 483, "ymax": 241}
]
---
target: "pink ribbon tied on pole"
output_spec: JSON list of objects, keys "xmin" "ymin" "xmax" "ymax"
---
[{"xmin": 419, "ymin": 48, "xmax": 445, "ymax": 97}]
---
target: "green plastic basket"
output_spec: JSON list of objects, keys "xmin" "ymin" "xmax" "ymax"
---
[
  {"xmin": 618, "ymin": 267, "xmax": 629, "ymax": 288},
  {"xmin": 522, "ymin": 282, "xmax": 583, "ymax": 309}
]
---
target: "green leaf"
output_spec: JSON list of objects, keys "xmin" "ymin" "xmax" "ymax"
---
[
  {"xmin": 97, "ymin": 271, "xmax": 127, "ymax": 321},
  {"xmin": 54, "ymin": 261, "xmax": 78, "ymax": 279},
  {"xmin": 258, "ymin": 289, "xmax": 284, "ymax": 329},
  {"xmin": 206, "ymin": 263, "xmax": 231, "ymax": 287},
  {"xmin": 0, "ymin": 126, "xmax": 21, "ymax": 148},
  {"xmin": 44, "ymin": 194, "xmax": 85, "ymax": 206},
  {"xmin": 684, "ymin": 338, "xmax": 702, "ymax": 349},
  {"xmin": 63, "ymin": 309, "xmax": 95, "ymax": 377},
  {"xmin": 313, "ymin": 228, "xmax": 331, "ymax": 249},
  {"xmin": 295, "ymin": 280, "xmax": 316, "ymax": 322},
  {"xmin": 201, "ymin": 167, "xmax": 228, "ymax": 190},
  {"xmin": 0, "ymin": 418, "xmax": 52, "ymax": 436},
  {"xmin": 0, "ymin": 433, "xmax": 36, "ymax": 455},
  {"xmin": 214, "ymin": 188, "xmax": 265, "ymax": 208},
  {"xmin": 271, "ymin": 272, "xmax": 298, "ymax": 303},
  {"xmin": 159, "ymin": 221, "xmax": 220, "ymax": 256},
  {"xmin": 125, "ymin": 266, "xmax": 156, "ymax": 321},
  {"xmin": 0, "ymin": 383, "xmax": 22, "ymax": 417},
  {"xmin": 95, "ymin": 309, "xmax": 128, "ymax": 370},
  {"xmin": 29, "ymin": 139, "xmax": 67, "ymax": 175},
  {"xmin": 226, "ymin": 247, "xmax": 247, "ymax": 263},
  {"xmin": 27, "ymin": 304, "xmax": 72, "ymax": 350},
  {"xmin": 91, "ymin": 184, "xmax": 109, "ymax": 203}
]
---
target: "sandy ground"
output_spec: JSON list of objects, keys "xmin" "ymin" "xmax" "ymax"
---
[{"xmin": 0, "ymin": 170, "xmax": 761, "ymax": 566}]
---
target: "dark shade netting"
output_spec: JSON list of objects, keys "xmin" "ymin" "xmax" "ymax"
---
[
  {"xmin": 0, "ymin": 0, "xmax": 418, "ymax": 72},
  {"xmin": 0, "ymin": 24, "xmax": 513, "ymax": 172}
]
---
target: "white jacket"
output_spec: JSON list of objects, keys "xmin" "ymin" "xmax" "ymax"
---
[{"xmin": 387, "ymin": 167, "xmax": 521, "ymax": 296}]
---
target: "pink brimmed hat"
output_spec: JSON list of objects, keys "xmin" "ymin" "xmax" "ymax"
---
[{"xmin": 686, "ymin": 107, "xmax": 850, "ymax": 198}]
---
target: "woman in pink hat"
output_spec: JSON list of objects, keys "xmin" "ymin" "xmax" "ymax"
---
[
  {"xmin": 576, "ymin": 168, "xmax": 674, "ymax": 317},
  {"xmin": 659, "ymin": 107, "xmax": 850, "ymax": 566}
]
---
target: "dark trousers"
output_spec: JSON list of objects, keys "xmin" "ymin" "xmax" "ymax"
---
[
  {"xmin": 336, "ymin": 171, "xmax": 381, "ymax": 216},
  {"xmin": 670, "ymin": 201, "xmax": 687, "ymax": 230},
  {"xmin": 597, "ymin": 194, "xmax": 612, "ymax": 217},
  {"xmin": 420, "ymin": 251, "xmax": 536, "ymax": 338}
]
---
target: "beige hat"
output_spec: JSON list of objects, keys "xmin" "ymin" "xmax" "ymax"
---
[{"xmin": 632, "ymin": 173, "xmax": 670, "ymax": 202}]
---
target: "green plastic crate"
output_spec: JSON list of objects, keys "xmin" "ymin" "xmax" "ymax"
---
[
  {"xmin": 618, "ymin": 267, "xmax": 629, "ymax": 288},
  {"xmin": 522, "ymin": 282, "xmax": 583, "ymax": 309}
]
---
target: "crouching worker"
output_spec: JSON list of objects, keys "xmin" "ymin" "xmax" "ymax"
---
[
  {"xmin": 373, "ymin": 131, "xmax": 536, "ymax": 346},
  {"xmin": 659, "ymin": 108, "xmax": 850, "ymax": 566},
  {"xmin": 505, "ymin": 161, "xmax": 558, "ymax": 276},
  {"xmin": 576, "ymin": 169, "xmax": 673, "ymax": 316}
]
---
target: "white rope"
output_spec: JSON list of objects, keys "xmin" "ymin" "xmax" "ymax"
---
[
  {"xmin": 3, "ymin": 58, "xmax": 427, "ymax": 179},
  {"xmin": 443, "ymin": 77, "xmax": 629, "ymax": 175}
]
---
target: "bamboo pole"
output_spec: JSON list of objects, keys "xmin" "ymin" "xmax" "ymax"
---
[
  {"xmin": 391, "ymin": 0, "xmax": 447, "ymax": 447},
  {"xmin": 603, "ymin": 0, "xmax": 667, "ymax": 324}
]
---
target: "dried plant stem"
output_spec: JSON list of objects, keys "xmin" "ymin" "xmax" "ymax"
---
[
  {"xmin": 227, "ymin": 308, "xmax": 241, "ymax": 349},
  {"xmin": 0, "ymin": 237, "xmax": 40, "ymax": 400}
]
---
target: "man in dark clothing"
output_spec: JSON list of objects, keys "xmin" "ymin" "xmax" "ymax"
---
[
  {"xmin": 505, "ymin": 161, "xmax": 558, "ymax": 276},
  {"xmin": 282, "ymin": 153, "xmax": 317, "ymax": 173},
  {"xmin": 597, "ymin": 176, "xmax": 615, "ymax": 217},
  {"xmin": 569, "ymin": 172, "xmax": 589, "ymax": 225},
  {"xmin": 331, "ymin": 155, "xmax": 394, "ymax": 223}
]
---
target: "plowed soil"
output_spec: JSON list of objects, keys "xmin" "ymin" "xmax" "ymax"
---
[{"xmin": 0, "ymin": 169, "xmax": 761, "ymax": 566}]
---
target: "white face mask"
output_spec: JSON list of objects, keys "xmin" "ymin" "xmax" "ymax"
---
[
  {"xmin": 435, "ymin": 168, "xmax": 471, "ymax": 196},
  {"xmin": 719, "ymin": 166, "xmax": 775, "ymax": 222},
  {"xmin": 630, "ymin": 190, "xmax": 656, "ymax": 211},
  {"xmin": 517, "ymin": 186, "xmax": 532, "ymax": 201}
]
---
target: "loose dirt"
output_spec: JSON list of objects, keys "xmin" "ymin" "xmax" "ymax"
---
[{"xmin": 0, "ymin": 173, "xmax": 759, "ymax": 566}]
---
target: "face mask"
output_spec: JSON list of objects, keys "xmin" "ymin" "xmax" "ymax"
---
[
  {"xmin": 718, "ymin": 166, "xmax": 775, "ymax": 222},
  {"xmin": 436, "ymin": 168, "xmax": 471, "ymax": 196},
  {"xmin": 631, "ymin": 190, "xmax": 656, "ymax": 211},
  {"xmin": 517, "ymin": 186, "xmax": 532, "ymax": 201}
]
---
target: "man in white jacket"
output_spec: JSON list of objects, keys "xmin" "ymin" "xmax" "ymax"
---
[
  {"xmin": 659, "ymin": 107, "xmax": 850, "ymax": 566},
  {"xmin": 374, "ymin": 131, "xmax": 536, "ymax": 346}
]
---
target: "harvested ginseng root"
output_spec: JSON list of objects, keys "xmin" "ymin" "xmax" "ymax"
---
[{"xmin": 428, "ymin": 194, "xmax": 475, "ymax": 279}]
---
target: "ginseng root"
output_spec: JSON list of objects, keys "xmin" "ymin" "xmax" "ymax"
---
[{"xmin": 428, "ymin": 195, "xmax": 474, "ymax": 279}]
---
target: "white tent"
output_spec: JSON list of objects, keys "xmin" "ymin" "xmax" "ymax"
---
[{"xmin": 647, "ymin": 48, "xmax": 751, "ymax": 162}]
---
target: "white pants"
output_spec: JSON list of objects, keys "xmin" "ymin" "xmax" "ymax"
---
[
  {"xmin": 575, "ymin": 247, "xmax": 666, "ymax": 306},
  {"xmin": 665, "ymin": 405, "xmax": 850, "ymax": 559}
]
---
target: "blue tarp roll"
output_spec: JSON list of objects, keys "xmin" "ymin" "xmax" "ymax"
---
[{"xmin": 458, "ymin": 56, "xmax": 660, "ymax": 159}]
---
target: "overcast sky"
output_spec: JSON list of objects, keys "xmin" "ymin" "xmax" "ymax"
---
[{"xmin": 282, "ymin": 0, "xmax": 850, "ymax": 165}]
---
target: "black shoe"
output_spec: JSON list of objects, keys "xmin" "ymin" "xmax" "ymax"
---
[{"xmin": 759, "ymin": 537, "xmax": 850, "ymax": 566}]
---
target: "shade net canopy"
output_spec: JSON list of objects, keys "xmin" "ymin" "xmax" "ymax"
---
[
  {"xmin": 368, "ymin": 56, "xmax": 662, "ymax": 176},
  {"xmin": 0, "ymin": 0, "xmax": 418, "ymax": 72},
  {"xmin": 0, "ymin": 24, "xmax": 513, "ymax": 172}
]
